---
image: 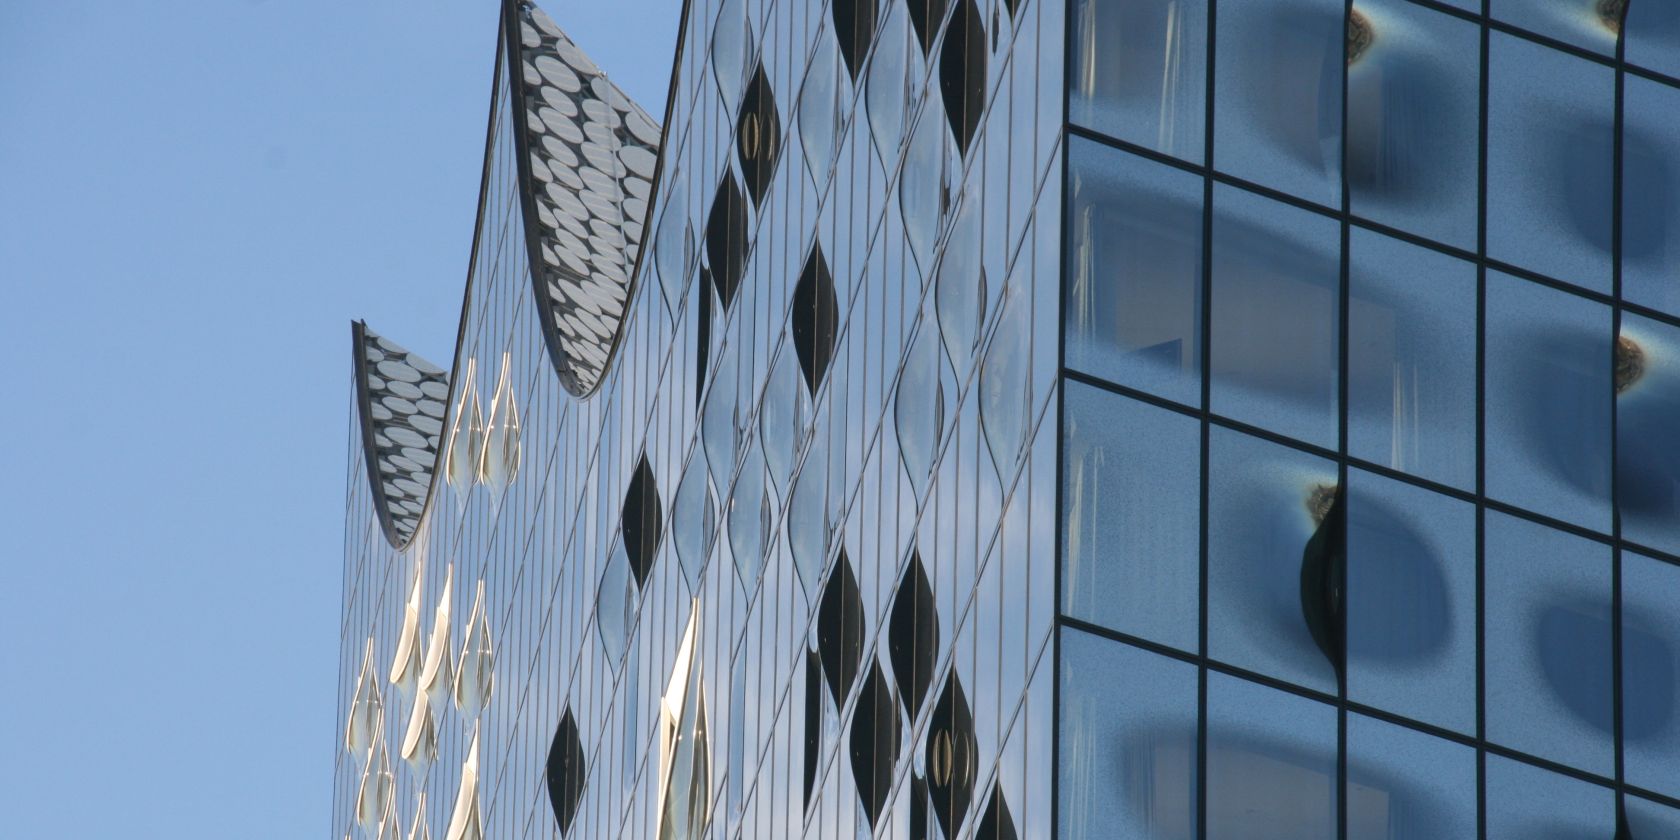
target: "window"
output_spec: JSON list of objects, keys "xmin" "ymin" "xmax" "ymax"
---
[{"xmin": 1069, "ymin": 0, "xmax": 1207, "ymax": 163}]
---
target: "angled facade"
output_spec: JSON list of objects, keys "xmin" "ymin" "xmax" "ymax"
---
[{"xmin": 335, "ymin": 0, "xmax": 1680, "ymax": 838}]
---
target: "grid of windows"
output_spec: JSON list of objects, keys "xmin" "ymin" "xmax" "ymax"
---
[{"xmin": 1058, "ymin": 0, "xmax": 1680, "ymax": 837}]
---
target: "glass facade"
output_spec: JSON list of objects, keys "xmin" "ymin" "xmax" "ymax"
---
[{"xmin": 334, "ymin": 0, "xmax": 1680, "ymax": 838}]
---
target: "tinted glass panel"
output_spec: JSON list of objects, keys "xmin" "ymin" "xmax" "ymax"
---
[
  {"xmin": 1211, "ymin": 185, "xmax": 1340, "ymax": 449},
  {"xmin": 1626, "ymin": 795, "xmax": 1680, "ymax": 838},
  {"xmin": 1213, "ymin": 0, "xmax": 1342, "ymax": 206},
  {"xmin": 1069, "ymin": 0, "xmax": 1207, "ymax": 163},
  {"xmin": 1346, "ymin": 469, "xmax": 1476, "ymax": 735},
  {"xmin": 1485, "ymin": 755, "xmax": 1615, "ymax": 839},
  {"xmin": 1484, "ymin": 512, "xmax": 1614, "ymax": 776},
  {"xmin": 1346, "ymin": 0, "xmax": 1479, "ymax": 251},
  {"xmin": 1347, "ymin": 229, "xmax": 1477, "ymax": 491},
  {"xmin": 1206, "ymin": 672, "xmax": 1337, "ymax": 840},
  {"xmin": 1345, "ymin": 714, "xmax": 1476, "ymax": 840},
  {"xmin": 1484, "ymin": 270, "xmax": 1612, "ymax": 533},
  {"xmin": 1623, "ymin": 551, "xmax": 1680, "ymax": 799},
  {"xmin": 1062, "ymin": 382, "xmax": 1202, "ymax": 652},
  {"xmin": 1622, "ymin": 75, "xmax": 1680, "ymax": 319},
  {"xmin": 1066, "ymin": 139, "xmax": 1204, "ymax": 406},
  {"xmin": 1618, "ymin": 314, "xmax": 1680, "ymax": 555},
  {"xmin": 1625, "ymin": 0, "xmax": 1680, "ymax": 78},
  {"xmin": 1207, "ymin": 425, "xmax": 1339, "ymax": 694},
  {"xmin": 1059, "ymin": 629, "xmax": 1198, "ymax": 840},
  {"xmin": 1490, "ymin": 0, "xmax": 1623, "ymax": 56},
  {"xmin": 1487, "ymin": 32, "xmax": 1614, "ymax": 294}
]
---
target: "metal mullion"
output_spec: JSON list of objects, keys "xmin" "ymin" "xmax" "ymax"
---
[
  {"xmin": 1611, "ymin": 2, "xmax": 1629, "ymax": 826},
  {"xmin": 1476, "ymin": 5, "xmax": 1491, "ymax": 838},
  {"xmin": 1199, "ymin": 2, "xmax": 1218, "ymax": 838},
  {"xmin": 1337, "ymin": 0, "xmax": 1353, "ymax": 834}
]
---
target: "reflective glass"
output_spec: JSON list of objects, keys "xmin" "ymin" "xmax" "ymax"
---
[
  {"xmin": 1485, "ymin": 512, "xmax": 1614, "ymax": 777},
  {"xmin": 1487, "ymin": 32, "xmax": 1615, "ymax": 294},
  {"xmin": 1345, "ymin": 714, "xmax": 1476, "ymax": 840},
  {"xmin": 1485, "ymin": 270, "xmax": 1612, "ymax": 533},
  {"xmin": 1347, "ymin": 229, "xmax": 1477, "ymax": 491},
  {"xmin": 1062, "ymin": 382, "xmax": 1201, "ymax": 653},
  {"xmin": 1066, "ymin": 138, "xmax": 1204, "ymax": 407},
  {"xmin": 1346, "ymin": 469, "xmax": 1476, "ymax": 734},
  {"xmin": 1208, "ymin": 425, "xmax": 1340, "ymax": 694},
  {"xmin": 1622, "ymin": 75, "xmax": 1680, "ymax": 319},
  {"xmin": 1059, "ymin": 630, "xmax": 1198, "ymax": 840},
  {"xmin": 1210, "ymin": 185, "xmax": 1340, "ymax": 449},
  {"xmin": 1346, "ymin": 0, "xmax": 1479, "ymax": 251},
  {"xmin": 1626, "ymin": 795, "xmax": 1680, "ymax": 837},
  {"xmin": 1619, "ymin": 314, "xmax": 1680, "ymax": 555},
  {"xmin": 1069, "ymin": 0, "xmax": 1207, "ymax": 163},
  {"xmin": 1626, "ymin": 0, "xmax": 1680, "ymax": 78},
  {"xmin": 1491, "ymin": 0, "xmax": 1622, "ymax": 56},
  {"xmin": 1485, "ymin": 755, "xmax": 1615, "ymax": 839},
  {"xmin": 1206, "ymin": 672, "xmax": 1337, "ymax": 840},
  {"xmin": 1623, "ymin": 551, "xmax": 1680, "ymax": 799},
  {"xmin": 1213, "ymin": 0, "xmax": 1342, "ymax": 206}
]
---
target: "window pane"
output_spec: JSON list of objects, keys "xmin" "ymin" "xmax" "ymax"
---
[
  {"xmin": 1490, "ymin": 0, "xmax": 1622, "ymax": 55},
  {"xmin": 1066, "ymin": 138, "xmax": 1204, "ymax": 406},
  {"xmin": 1626, "ymin": 794, "xmax": 1680, "ymax": 837},
  {"xmin": 1622, "ymin": 75, "xmax": 1680, "ymax": 319},
  {"xmin": 1062, "ymin": 382, "xmax": 1202, "ymax": 652},
  {"xmin": 1345, "ymin": 469, "xmax": 1476, "ymax": 735},
  {"xmin": 1347, "ymin": 0, "xmax": 1479, "ymax": 251},
  {"xmin": 1347, "ymin": 229, "xmax": 1477, "ymax": 491},
  {"xmin": 1059, "ymin": 629, "xmax": 1198, "ymax": 840},
  {"xmin": 1345, "ymin": 714, "xmax": 1476, "ymax": 840},
  {"xmin": 1207, "ymin": 673, "xmax": 1337, "ymax": 840},
  {"xmin": 1208, "ymin": 425, "xmax": 1339, "ymax": 694},
  {"xmin": 1211, "ymin": 185, "xmax": 1340, "ymax": 449},
  {"xmin": 1487, "ymin": 32, "xmax": 1614, "ymax": 294},
  {"xmin": 1485, "ymin": 512, "xmax": 1614, "ymax": 777},
  {"xmin": 1212, "ymin": 0, "xmax": 1342, "ymax": 206},
  {"xmin": 1618, "ymin": 314, "xmax": 1680, "ymax": 555},
  {"xmin": 1485, "ymin": 270, "xmax": 1612, "ymax": 533},
  {"xmin": 1069, "ymin": 0, "xmax": 1207, "ymax": 163},
  {"xmin": 1485, "ymin": 755, "xmax": 1615, "ymax": 840},
  {"xmin": 1623, "ymin": 551, "xmax": 1680, "ymax": 800},
  {"xmin": 1625, "ymin": 1, "xmax": 1680, "ymax": 79}
]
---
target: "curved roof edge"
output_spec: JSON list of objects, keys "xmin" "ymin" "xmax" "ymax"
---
[
  {"xmin": 503, "ymin": 0, "xmax": 688, "ymax": 398},
  {"xmin": 351, "ymin": 320, "xmax": 450, "ymax": 548}
]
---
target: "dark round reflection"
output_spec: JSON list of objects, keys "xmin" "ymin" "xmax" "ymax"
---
[
  {"xmin": 1616, "ymin": 335, "xmax": 1680, "ymax": 523},
  {"xmin": 1554, "ymin": 116, "xmax": 1617, "ymax": 256},
  {"xmin": 1346, "ymin": 489, "xmax": 1452, "ymax": 664},
  {"xmin": 1623, "ymin": 125, "xmax": 1676, "ymax": 263},
  {"xmin": 1536, "ymin": 599, "xmax": 1616, "ymax": 735},
  {"xmin": 1516, "ymin": 325, "xmax": 1612, "ymax": 498},
  {"xmin": 1621, "ymin": 601, "xmax": 1678, "ymax": 742}
]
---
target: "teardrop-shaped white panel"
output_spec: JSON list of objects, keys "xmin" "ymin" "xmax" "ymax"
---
[
  {"xmin": 356, "ymin": 733, "xmax": 395, "ymax": 832},
  {"xmin": 444, "ymin": 358, "xmax": 483, "ymax": 509},
  {"xmin": 345, "ymin": 637, "xmax": 383, "ymax": 755},
  {"xmin": 453, "ymin": 578, "xmax": 494, "ymax": 718},
  {"xmin": 418, "ymin": 563, "xmax": 454, "ymax": 715},
  {"xmin": 401, "ymin": 687, "xmax": 437, "ymax": 776},
  {"xmin": 407, "ymin": 792, "xmax": 431, "ymax": 840},
  {"xmin": 443, "ymin": 727, "xmax": 483, "ymax": 840},
  {"xmin": 478, "ymin": 352, "xmax": 522, "ymax": 496},
  {"xmin": 389, "ymin": 560, "xmax": 425, "ymax": 696}
]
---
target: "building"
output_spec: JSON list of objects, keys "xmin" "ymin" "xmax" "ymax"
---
[{"xmin": 334, "ymin": 0, "xmax": 1680, "ymax": 837}]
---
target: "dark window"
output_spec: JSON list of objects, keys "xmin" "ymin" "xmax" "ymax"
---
[
  {"xmin": 938, "ymin": 0, "xmax": 987, "ymax": 156},
  {"xmin": 833, "ymin": 0, "xmax": 880, "ymax": 80},
  {"xmin": 736, "ymin": 62, "xmax": 782, "ymax": 207},
  {"xmin": 848, "ymin": 660, "xmax": 902, "ymax": 827},
  {"xmin": 817, "ymin": 549, "xmax": 865, "ymax": 706},
  {"xmin": 888, "ymin": 550, "xmax": 939, "ymax": 720},
  {"xmin": 926, "ymin": 672, "xmax": 978, "ymax": 840},
  {"xmin": 621, "ymin": 452, "xmax": 662, "ymax": 587},
  {"xmin": 705, "ymin": 172, "xmax": 749, "ymax": 309},
  {"xmin": 792, "ymin": 243, "xmax": 840, "ymax": 394},
  {"xmin": 545, "ymin": 707, "xmax": 586, "ymax": 834}
]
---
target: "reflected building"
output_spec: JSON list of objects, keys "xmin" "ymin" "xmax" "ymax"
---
[{"xmin": 334, "ymin": 0, "xmax": 1680, "ymax": 838}]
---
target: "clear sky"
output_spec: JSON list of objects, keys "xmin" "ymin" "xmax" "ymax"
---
[{"xmin": 0, "ymin": 1, "xmax": 679, "ymax": 835}]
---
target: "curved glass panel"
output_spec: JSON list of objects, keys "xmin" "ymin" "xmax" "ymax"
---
[
  {"xmin": 1623, "ymin": 551, "xmax": 1680, "ymax": 799},
  {"xmin": 1066, "ymin": 138, "xmax": 1204, "ymax": 406},
  {"xmin": 759, "ymin": 347, "xmax": 807, "ymax": 494},
  {"xmin": 902, "ymin": 101, "xmax": 952, "ymax": 273},
  {"xmin": 1618, "ymin": 314, "xmax": 1680, "ymax": 555},
  {"xmin": 728, "ymin": 439, "xmax": 770, "ymax": 592},
  {"xmin": 1346, "ymin": 0, "xmax": 1479, "ymax": 251},
  {"xmin": 655, "ymin": 177, "xmax": 693, "ymax": 317},
  {"xmin": 672, "ymin": 451, "xmax": 717, "ymax": 591},
  {"xmin": 702, "ymin": 349, "xmax": 741, "ymax": 491},
  {"xmin": 896, "ymin": 320, "xmax": 946, "ymax": 503},
  {"xmin": 1347, "ymin": 229, "xmax": 1477, "ymax": 491},
  {"xmin": 711, "ymin": 0, "xmax": 752, "ymax": 115},
  {"xmin": 1062, "ymin": 382, "xmax": 1201, "ymax": 653},
  {"xmin": 798, "ymin": 30, "xmax": 842, "ymax": 188},
  {"xmin": 979, "ymin": 283, "xmax": 1033, "ymax": 483},
  {"xmin": 1213, "ymin": 0, "xmax": 1343, "ymax": 206},
  {"xmin": 1207, "ymin": 425, "xmax": 1340, "ymax": 694},
  {"xmin": 444, "ymin": 357, "xmax": 483, "ymax": 508},
  {"xmin": 935, "ymin": 189, "xmax": 984, "ymax": 377},
  {"xmin": 453, "ymin": 578, "xmax": 495, "ymax": 718},
  {"xmin": 1345, "ymin": 469, "xmax": 1476, "ymax": 734},
  {"xmin": 1484, "ymin": 512, "xmax": 1614, "ymax": 776},
  {"xmin": 1069, "ymin": 0, "xmax": 1207, "ymax": 163},
  {"xmin": 1487, "ymin": 32, "xmax": 1614, "ymax": 294},
  {"xmin": 1210, "ymin": 184, "xmax": 1340, "ymax": 450},
  {"xmin": 1622, "ymin": 75, "xmax": 1680, "ymax": 318},
  {"xmin": 597, "ymin": 541, "xmax": 636, "ymax": 666},
  {"xmin": 788, "ymin": 432, "xmax": 830, "ymax": 594},
  {"xmin": 865, "ymin": 1, "xmax": 915, "ymax": 166},
  {"xmin": 1485, "ymin": 270, "xmax": 1612, "ymax": 533},
  {"xmin": 479, "ymin": 351, "xmax": 522, "ymax": 497},
  {"xmin": 1059, "ymin": 630, "xmax": 1199, "ymax": 840}
]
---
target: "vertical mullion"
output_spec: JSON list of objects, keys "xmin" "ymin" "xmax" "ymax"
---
[
  {"xmin": 1336, "ymin": 2, "xmax": 1352, "ymax": 838},
  {"xmin": 1051, "ymin": 0, "xmax": 1074, "ymax": 836},
  {"xmin": 1610, "ymin": 0, "xmax": 1628, "ymax": 828},
  {"xmin": 1475, "ymin": 3, "xmax": 1491, "ymax": 839},
  {"xmin": 1199, "ymin": 3, "xmax": 1218, "ymax": 839}
]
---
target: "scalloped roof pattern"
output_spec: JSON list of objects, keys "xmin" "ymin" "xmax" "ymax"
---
[
  {"xmin": 353, "ymin": 322, "xmax": 450, "ymax": 547},
  {"xmin": 512, "ymin": 1, "xmax": 663, "ymax": 397}
]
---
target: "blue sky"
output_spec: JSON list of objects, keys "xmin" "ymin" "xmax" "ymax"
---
[{"xmin": 0, "ymin": 1, "xmax": 678, "ymax": 835}]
